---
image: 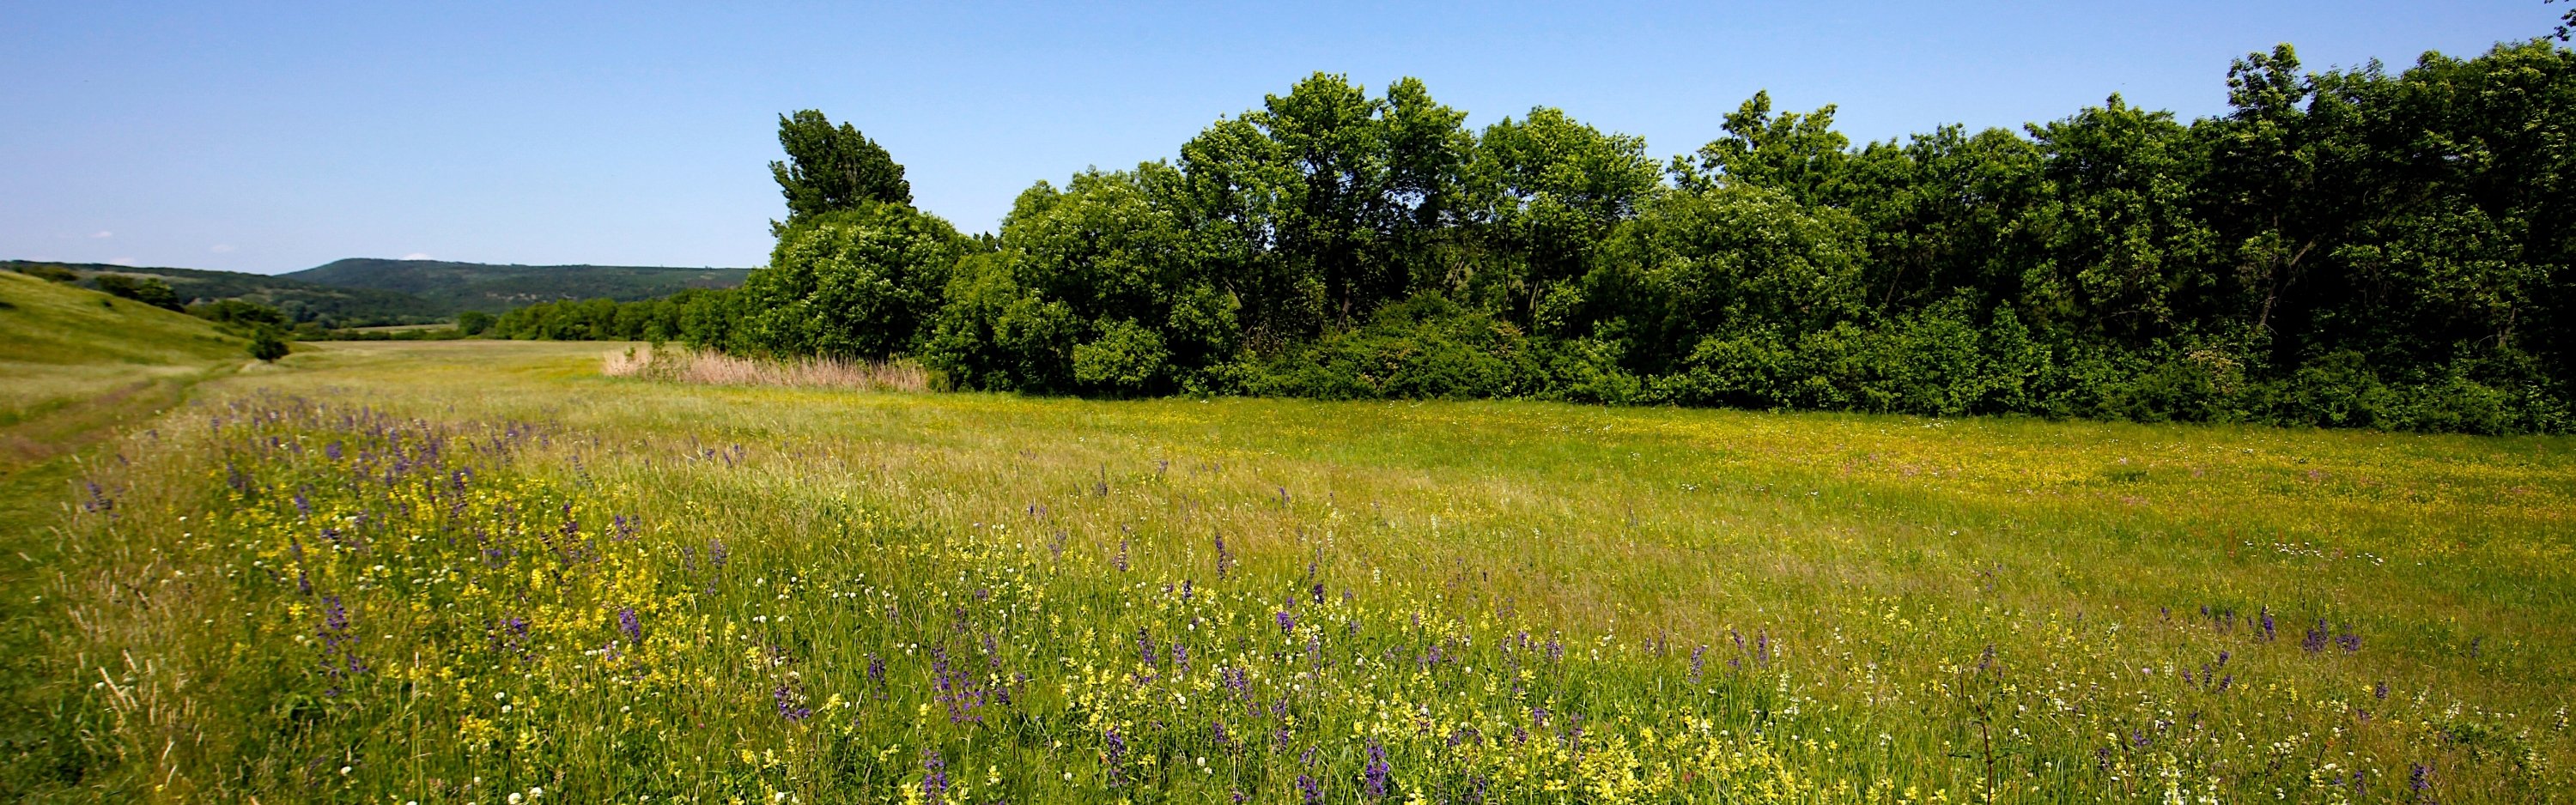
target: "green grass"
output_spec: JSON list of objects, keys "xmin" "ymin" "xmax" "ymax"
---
[
  {"xmin": 0, "ymin": 270, "xmax": 246, "ymax": 472},
  {"xmin": 10, "ymin": 340, "xmax": 2573, "ymax": 803}
]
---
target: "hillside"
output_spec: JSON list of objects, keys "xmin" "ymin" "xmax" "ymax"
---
[
  {"xmin": 0, "ymin": 269, "xmax": 244, "ymax": 471},
  {"xmin": 285, "ymin": 257, "xmax": 751, "ymax": 312},
  {"xmin": 3, "ymin": 260, "xmax": 444, "ymax": 324}
]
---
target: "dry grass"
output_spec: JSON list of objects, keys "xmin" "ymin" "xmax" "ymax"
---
[{"xmin": 600, "ymin": 342, "xmax": 927, "ymax": 391}]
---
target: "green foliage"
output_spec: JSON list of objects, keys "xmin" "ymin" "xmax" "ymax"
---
[
  {"xmin": 917, "ymin": 252, "xmax": 1077, "ymax": 392},
  {"xmin": 186, "ymin": 298, "xmax": 286, "ymax": 328},
  {"xmin": 483, "ymin": 289, "xmax": 728, "ymax": 344},
  {"xmin": 9, "ymin": 263, "xmax": 78, "ymax": 282},
  {"xmin": 245, "ymin": 327, "xmax": 289, "ymax": 362},
  {"xmin": 926, "ymin": 166, "xmax": 1240, "ymax": 395},
  {"xmin": 769, "ymin": 110, "xmax": 912, "ymax": 231},
  {"xmin": 92, "ymin": 274, "xmax": 182, "ymax": 311},
  {"xmin": 474, "ymin": 39, "xmax": 2576, "ymax": 434},
  {"xmin": 1469, "ymin": 106, "xmax": 1663, "ymax": 321},
  {"xmin": 284, "ymin": 258, "xmax": 751, "ymax": 317},
  {"xmin": 734, "ymin": 203, "xmax": 969, "ymax": 360},
  {"xmin": 1249, "ymin": 294, "xmax": 1550, "ymax": 400}
]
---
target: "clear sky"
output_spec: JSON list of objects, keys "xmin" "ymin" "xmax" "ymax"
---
[{"xmin": 3, "ymin": 1, "xmax": 2561, "ymax": 274}]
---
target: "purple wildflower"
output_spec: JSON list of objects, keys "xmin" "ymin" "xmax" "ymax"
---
[
  {"xmin": 774, "ymin": 681, "xmax": 811, "ymax": 722},
  {"xmin": 1297, "ymin": 774, "xmax": 1322, "ymax": 805},
  {"xmin": 81, "ymin": 481, "xmax": 113, "ymax": 513},
  {"xmin": 1104, "ymin": 727, "xmax": 1128, "ymax": 787},
  {"xmin": 617, "ymin": 607, "xmax": 641, "ymax": 642},
  {"xmin": 921, "ymin": 749, "xmax": 948, "ymax": 805},
  {"xmin": 1278, "ymin": 610, "xmax": 1297, "ymax": 634},
  {"xmin": 1214, "ymin": 534, "xmax": 1233, "ymax": 578},
  {"xmin": 315, "ymin": 595, "xmax": 364, "ymax": 693},
  {"xmin": 1363, "ymin": 740, "xmax": 1389, "ymax": 798}
]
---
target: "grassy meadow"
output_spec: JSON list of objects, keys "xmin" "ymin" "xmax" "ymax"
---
[{"xmin": 7, "ymin": 339, "xmax": 2572, "ymax": 803}]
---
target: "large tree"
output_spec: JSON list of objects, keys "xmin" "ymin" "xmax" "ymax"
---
[{"xmin": 769, "ymin": 110, "xmax": 913, "ymax": 232}]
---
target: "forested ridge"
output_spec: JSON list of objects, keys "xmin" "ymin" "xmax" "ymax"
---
[{"xmin": 498, "ymin": 40, "xmax": 2576, "ymax": 433}]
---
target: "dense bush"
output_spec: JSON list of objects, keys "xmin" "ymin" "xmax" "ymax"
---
[
  {"xmin": 730, "ymin": 203, "xmax": 969, "ymax": 360},
  {"xmin": 94, "ymin": 275, "xmax": 182, "ymax": 311},
  {"xmin": 186, "ymin": 299, "xmax": 287, "ymax": 328}
]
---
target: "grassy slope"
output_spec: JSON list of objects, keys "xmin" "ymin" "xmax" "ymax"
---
[{"xmin": 0, "ymin": 271, "xmax": 246, "ymax": 465}]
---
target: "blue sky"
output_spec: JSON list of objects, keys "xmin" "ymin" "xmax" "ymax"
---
[{"xmin": 2, "ymin": 1, "xmax": 2561, "ymax": 274}]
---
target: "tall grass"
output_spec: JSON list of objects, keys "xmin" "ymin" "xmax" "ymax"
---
[
  {"xmin": 603, "ymin": 343, "xmax": 927, "ymax": 392},
  {"xmin": 17, "ymin": 341, "xmax": 2574, "ymax": 803}
]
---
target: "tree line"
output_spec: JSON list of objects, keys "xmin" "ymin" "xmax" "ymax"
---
[{"xmin": 499, "ymin": 40, "xmax": 2576, "ymax": 433}]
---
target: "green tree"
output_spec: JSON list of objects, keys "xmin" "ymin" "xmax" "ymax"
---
[
  {"xmin": 95, "ymin": 275, "xmax": 182, "ymax": 311},
  {"xmin": 246, "ymin": 327, "xmax": 290, "ymax": 362},
  {"xmin": 770, "ymin": 110, "xmax": 913, "ymax": 232},
  {"xmin": 1585, "ymin": 185, "xmax": 1869, "ymax": 383},
  {"xmin": 926, "ymin": 164, "xmax": 1241, "ymax": 395},
  {"xmin": 1672, "ymin": 91, "xmax": 1855, "ymax": 206},
  {"xmin": 1469, "ymin": 106, "xmax": 1662, "ymax": 324},
  {"xmin": 738, "ymin": 203, "xmax": 967, "ymax": 360},
  {"xmin": 1179, "ymin": 74, "xmax": 1473, "ymax": 335}
]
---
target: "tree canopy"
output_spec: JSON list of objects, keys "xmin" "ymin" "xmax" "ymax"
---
[
  {"xmin": 769, "ymin": 110, "xmax": 913, "ymax": 232},
  {"xmin": 515, "ymin": 40, "xmax": 2576, "ymax": 434}
]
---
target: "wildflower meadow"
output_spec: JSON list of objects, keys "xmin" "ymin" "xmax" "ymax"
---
[{"xmin": 18, "ymin": 341, "xmax": 2573, "ymax": 803}]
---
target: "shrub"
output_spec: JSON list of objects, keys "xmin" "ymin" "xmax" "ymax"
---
[
  {"xmin": 95, "ymin": 275, "xmax": 182, "ymax": 311},
  {"xmin": 246, "ymin": 328, "xmax": 290, "ymax": 362}
]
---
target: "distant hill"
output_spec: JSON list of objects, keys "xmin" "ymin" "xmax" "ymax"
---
[
  {"xmin": 284, "ymin": 258, "xmax": 753, "ymax": 313},
  {"xmin": 3, "ymin": 260, "xmax": 444, "ymax": 325},
  {"xmin": 3, "ymin": 257, "xmax": 756, "ymax": 324}
]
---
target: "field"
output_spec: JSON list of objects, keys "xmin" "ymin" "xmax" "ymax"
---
[{"xmin": 4, "ymin": 338, "xmax": 2572, "ymax": 803}]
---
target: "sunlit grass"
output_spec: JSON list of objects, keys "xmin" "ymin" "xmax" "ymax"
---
[{"xmin": 27, "ymin": 340, "xmax": 2574, "ymax": 802}]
